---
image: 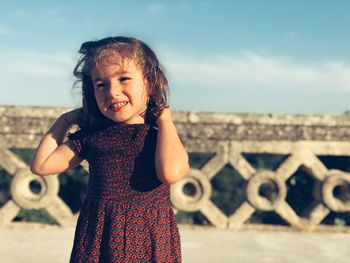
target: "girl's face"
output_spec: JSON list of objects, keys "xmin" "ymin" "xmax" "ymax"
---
[{"xmin": 91, "ymin": 56, "xmax": 149, "ymax": 124}]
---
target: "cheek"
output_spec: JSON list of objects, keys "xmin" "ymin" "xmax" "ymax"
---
[
  {"xmin": 130, "ymin": 90, "xmax": 148, "ymax": 105},
  {"xmin": 94, "ymin": 92, "xmax": 106, "ymax": 107},
  {"xmin": 142, "ymin": 94, "xmax": 149, "ymax": 106},
  {"xmin": 140, "ymin": 87, "xmax": 149, "ymax": 105}
]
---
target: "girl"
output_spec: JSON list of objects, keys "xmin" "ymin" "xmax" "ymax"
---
[{"xmin": 30, "ymin": 36, "xmax": 189, "ymax": 262}]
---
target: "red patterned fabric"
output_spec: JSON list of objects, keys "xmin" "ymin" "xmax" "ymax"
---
[{"xmin": 67, "ymin": 121, "xmax": 182, "ymax": 262}]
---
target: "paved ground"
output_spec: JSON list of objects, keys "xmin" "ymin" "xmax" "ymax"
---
[{"xmin": 0, "ymin": 224, "xmax": 349, "ymax": 263}]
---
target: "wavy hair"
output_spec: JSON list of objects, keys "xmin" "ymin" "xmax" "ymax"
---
[{"xmin": 73, "ymin": 36, "xmax": 169, "ymax": 128}]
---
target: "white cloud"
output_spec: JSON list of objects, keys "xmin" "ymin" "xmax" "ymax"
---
[
  {"xmin": 0, "ymin": 49, "xmax": 79, "ymax": 106},
  {"xmin": 0, "ymin": 49, "xmax": 76, "ymax": 94},
  {"xmin": 146, "ymin": 2, "xmax": 192, "ymax": 13},
  {"xmin": 10, "ymin": 9, "xmax": 34, "ymax": 18},
  {"xmin": 0, "ymin": 24, "xmax": 21, "ymax": 36},
  {"xmin": 286, "ymin": 31, "xmax": 298, "ymax": 39},
  {"xmin": 160, "ymin": 50, "xmax": 350, "ymax": 95},
  {"xmin": 177, "ymin": 2, "xmax": 192, "ymax": 9},
  {"xmin": 11, "ymin": 8, "xmax": 62, "ymax": 18},
  {"xmin": 146, "ymin": 3, "xmax": 168, "ymax": 13},
  {"xmin": 0, "ymin": 49, "xmax": 75, "ymax": 79},
  {"xmin": 1, "ymin": 47, "xmax": 349, "ymax": 112}
]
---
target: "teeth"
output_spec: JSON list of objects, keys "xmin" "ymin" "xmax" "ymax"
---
[{"xmin": 111, "ymin": 102, "xmax": 127, "ymax": 108}]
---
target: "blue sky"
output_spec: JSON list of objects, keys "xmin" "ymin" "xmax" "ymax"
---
[{"xmin": 0, "ymin": 0, "xmax": 349, "ymax": 114}]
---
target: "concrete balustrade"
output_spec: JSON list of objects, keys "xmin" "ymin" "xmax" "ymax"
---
[{"xmin": 1, "ymin": 105, "xmax": 350, "ymax": 231}]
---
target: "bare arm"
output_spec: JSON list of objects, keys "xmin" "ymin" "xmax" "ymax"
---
[
  {"xmin": 30, "ymin": 109, "xmax": 83, "ymax": 176},
  {"xmin": 155, "ymin": 108, "xmax": 189, "ymax": 185}
]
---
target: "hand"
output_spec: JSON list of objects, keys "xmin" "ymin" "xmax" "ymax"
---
[
  {"xmin": 60, "ymin": 108, "xmax": 83, "ymax": 126},
  {"xmin": 144, "ymin": 98, "xmax": 170, "ymax": 127},
  {"xmin": 156, "ymin": 107, "xmax": 172, "ymax": 125}
]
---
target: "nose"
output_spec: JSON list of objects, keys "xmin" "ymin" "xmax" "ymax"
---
[{"xmin": 106, "ymin": 80, "xmax": 122, "ymax": 98}]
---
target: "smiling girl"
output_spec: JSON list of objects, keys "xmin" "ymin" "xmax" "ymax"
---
[{"xmin": 30, "ymin": 36, "xmax": 189, "ymax": 262}]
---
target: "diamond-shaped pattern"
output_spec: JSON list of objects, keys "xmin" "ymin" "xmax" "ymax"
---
[
  {"xmin": 1, "ymin": 108, "xmax": 350, "ymax": 231},
  {"xmin": 0, "ymin": 148, "xmax": 78, "ymax": 227},
  {"xmin": 0, "ymin": 166, "xmax": 11, "ymax": 207},
  {"xmin": 210, "ymin": 164, "xmax": 246, "ymax": 217},
  {"xmin": 172, "ymin": 140, "xmax": 350, "ymax": 230},
  {"xmin": 285, "ymin": 166, "xmax": 319, "ymax": 217},
  {"xmin": 2, "ymin": 139, "xmax": 350, "ymax": 229}
]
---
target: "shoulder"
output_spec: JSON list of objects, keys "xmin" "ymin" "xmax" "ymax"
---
[{"xmin": 67, "ymin": 126, "xmax": 95, "ymax": 141}]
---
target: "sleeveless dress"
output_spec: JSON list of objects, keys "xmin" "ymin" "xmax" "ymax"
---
[{"xmin": 67, "ymin": 121, "xmax": 182, "ymax": 263}]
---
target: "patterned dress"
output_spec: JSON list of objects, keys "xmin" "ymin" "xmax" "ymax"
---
[{"xmin": 67, "ymin": 121, "xmax": 182, "ymax": 263}]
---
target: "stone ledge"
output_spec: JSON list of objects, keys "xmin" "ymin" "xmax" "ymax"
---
[{"xmin": 2, "ymin": 105, "xmax": 350, "ymax": 145}]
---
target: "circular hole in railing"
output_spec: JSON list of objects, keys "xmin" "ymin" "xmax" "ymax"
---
[
  {"xmin": 259, "ymin": 180, "xmax": 279, "ymax": 202},
  {"xmin": 333, "ymin": 183, "xmax": 350, "ymax": 202},
  {"xmin": 29, "ymin": 180, "xmax": 42, "ymax": 195},
  {"xmin": 183, "ymin": 182, "xmax": 197, "ymax": 197}
]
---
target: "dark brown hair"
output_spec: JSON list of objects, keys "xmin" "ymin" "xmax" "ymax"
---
[{"xmin": 73, "ymin": 36, "xmax": 169, "ymax": 128}]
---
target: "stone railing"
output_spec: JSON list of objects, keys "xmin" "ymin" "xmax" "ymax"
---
[{"xmin": 1, "ymin": 105, "xmax": 350, "ymax": 231}]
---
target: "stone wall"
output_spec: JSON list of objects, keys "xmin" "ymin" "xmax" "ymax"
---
[{"xmin": 1, "ymin": 105, "xmax": 350, "ymax": 230}]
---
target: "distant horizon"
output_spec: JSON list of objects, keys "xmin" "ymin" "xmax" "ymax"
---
[{"xmin": 1, "ymin": 0, "xmax": 349, "ymax": 115}]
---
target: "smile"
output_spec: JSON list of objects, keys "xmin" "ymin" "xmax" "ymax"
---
[{"xmin": 109, "ymin": 101, "xmax": 128, "ymax": 111}]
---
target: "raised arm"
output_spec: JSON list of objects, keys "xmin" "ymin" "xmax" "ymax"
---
[
  {"xmin": 155, "ymin": 108, "xmax": 189, "ymax": 185},
  {"xmin": 30, "ymin": 109, "xmax": 84, "ymax": 176}
]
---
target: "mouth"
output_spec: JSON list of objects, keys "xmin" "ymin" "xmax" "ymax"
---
[{"xmin": 109, "ymin": 101, "xmax": 128, "ymax": 112}]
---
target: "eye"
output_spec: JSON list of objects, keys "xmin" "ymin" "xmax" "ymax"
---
[
  {"xmin": 119, "ymin": 76, "xmax": 130, "ymax": 82},
  {"xmin": 94, "ymin": 82, "xmax": 105, "ymax": 90}
]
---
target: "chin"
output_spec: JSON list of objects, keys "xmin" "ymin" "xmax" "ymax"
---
[
  {"xmin": 100, "ymin": 110, "xmax": 144, "ymax": 124},
  {"xmin": 108, "ymin": 114, "xmax": 132, "ymax": 123},
  {"xmin": 106, "ymin": 115, "xmax": 124, "ymax": 122}
]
